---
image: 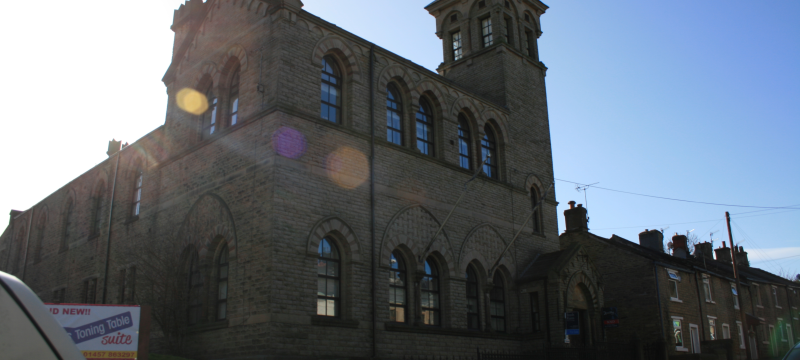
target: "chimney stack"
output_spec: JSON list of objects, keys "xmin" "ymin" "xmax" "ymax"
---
[
  {"xmin": 107, "ymin": 139, "xmax": 122, "ymax": 157},
  {"xmin": 639, "ymin": 229, "xmax": 664, "ymax": 253},
  {"xmin": 564, "ymin": 201, "xmax": 589, "ymax": 232},
  {"xmin": 672, "ymin": 234, "xmax": 688, "ymax": 259},
  {"xmin": 715, "ymin": 243, "xmax": 732, "ymax": 264},
  {"xmin": 734, "ymin": 246, "xmax": 749, "ymax": 267},
  {"xmin": 694, "ymin": 242, "xmax": 714, "ymax": 260}
]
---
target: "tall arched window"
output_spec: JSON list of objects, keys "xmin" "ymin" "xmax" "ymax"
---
[
  {"xmin": 421, "ymin": 258, "xmax": 440, "ymax": 326},
  {"xmin": 531, "ymin": 186, "xmax": 541, "ymax": 234},
  {"xmin": 320, "ymin": 57, "xmax": 342, "ymax": 123},
  {"xmin": 466, "ymin": 265, "xmax": 480, "ymax": 330},
  {"xmin": 389, "ymin": 251, "xmax": 406, "ymax": 323},
  {"xmin": 386, "ymin": 84, "xmax": 403, "ymax": 145},
  {"xmin": 90, "ymin": 182, "xmax": 105, "ymax": 236},
  {"xmin": 416, "ymin": 99, "xmax": 434, "ymax": 156},
  {"xmin": 13, "ymin": 227, "xmax": 27, "ymax": 274},
  {"xmin": 490, "ymin": 273, "xmax": 506, "ymax": 332},
  {"xmin": 187, "ymin": 250, "xmax": 203, "ymax": 325},
  {"xmin": 216, "ymin": 245, "xmax": 229, "ymax": 320},
  {"xmin": 481, "ymin": 126, "xmax": 498, "ymax": 179},
  {"xmin": 61, "ymin": 199, "xmax": 74, "ymax": 251},
  {"xmin": 201, "ymin": 83, "xmax": 218, "ymax": 139},
  {"xmin": 131, "ymin": 169, "xmax": 143, "ymax": 217},
  {"xmin": 33, "ymin": 214, "xmax": 46, "ymax": 263},
  {"xmin": 317, "ymin": 238, "xmax": 340, "ymax": 317},
  {"xmin": 458, "ymin": 115, "xmax": 472, "ymax": 170},
  {"xmin": 228, "ymin": 67, "xmax": 240, "ymax": 126}
]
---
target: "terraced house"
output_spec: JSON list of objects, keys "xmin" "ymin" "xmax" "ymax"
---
[{"xmin": 0, "ymin": 0, "xmax": 612, "ymax": 358}]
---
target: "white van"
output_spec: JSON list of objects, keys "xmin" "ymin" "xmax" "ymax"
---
[{"xmin": 0, "ymin": 271, "xmax": 85, "ymax": 359}]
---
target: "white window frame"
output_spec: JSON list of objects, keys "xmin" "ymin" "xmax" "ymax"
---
[
  {"xmin": 689, "ymin": 323, "xmax": 701, "ymax": 354},
  {"xmin": 668, "ymin": 270, "xmax": 681, "ymax": 302},
  {"xmin": 708, "ymin": 316, "xmax": 718, "ymax": 340},
  {"xmin": 736, "ymin": 321, "xmax": 746, "ymax": 349},
  {"xmin": 702, "ymin": 274, "xmax": 714, "ymax": 303},
  {"xmin": 731, "ymin": 283, "xmax": 740, "ymax": 309},
  {"xmin": 755, "ymin": 283, "xmax": 763, "ymax": 308},
  {"xmin": 768, "ymin": 325, "xmax": 777, "ymax": 355},
  {"xmin": 672, "ymin": 316, "xmax": 688, "ymax": 352},
  {"xmin": 772, "ymin": 286, "xmax": 781, "ymax": 308},
  {"xmin": 722, "ymin": 323, "xmax": 730, "ymax": 340},
  {"xmin": 787, "ymin": 324, "xmax": 793, "ymax": 343},
  {"xmin": 779, "ymin": 319, "xmax": 787, "ymax": 342}
]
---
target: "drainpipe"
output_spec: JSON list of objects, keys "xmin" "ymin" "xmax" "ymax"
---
[
  {"xmin": 544, "ymin": 280, "xmax": 551, "ymax": 346},
  {"xmin": 101, "ymin": 148, "xmax": 123, "ymax": 304},
  {"xmin": 368, "ymin": 43, "xmax": 376, "ymax": 360},
  {"xmin": 20, "ymin": 210, "xmax": 34, "ymax": 281}
]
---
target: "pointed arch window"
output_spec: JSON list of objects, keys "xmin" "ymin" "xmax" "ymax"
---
[
  {"xmin": 34, "ymin": 215, "xmax": 46, "ymax": 263},
  {"xmin": 490, "ymin": 273, "xmax": 506, "ymax": 332},
  {"xmin": 13, "ymin": 227, "xmax": 27, "ymax": 274},
  {"xmin": 389, "ymin": 251, "xmax": 407, "ymax": 323},
  {"xmin": 228, "ymin": 67, "xmax": 240, "ymax": 126},
  {"xmin": 90, "ymin": 182, "xmax": 105, "ymax": 237},
  {"xmin": 131, "ymin": 169, "xmax": 143, "ymax": 217},
  {"xmin": 466, "ymin": 265, "xmax": 480, "ymax": 330},
  {"xmin": 458, "ymin": 115, "xmax": 472, "ymax": 169},
  {"xmin": 187, "ymin": 250, "xmax": 203, "ymax": 325},
  {"xmin": 61, "ymin": 199, "xmax": 74, "ymax": 251},
  {"xmin": 201, "ymin": 83, "xmax": 218, "ymax": 139},
  {"xmin": 421, "ymin": 258, "xmax": 440, "ymax": 326},
  {"xmin": 317, "ymin": 238, "xmax": 340, "ymax": 317},
  {"xmin": 481, "ymin": 126, "xmax": 498, "ymax": 179},
  {"xmin": 321, "ymin": 57, "xmax": 342, "ymax": 123},
  {"xmin": 531, "ymin": 186, "xmax": 541, "ymax": 234},
  {"xmin": 386, "ymin": 84, "xmax": 403, "ymax": 145},
  {"xmin": 416, "ymin": 98, "xmax": 434, "ymax": 156},
  {"xmin": 217, "ymin": 245, "xmax": 229, "ymax": 320}
]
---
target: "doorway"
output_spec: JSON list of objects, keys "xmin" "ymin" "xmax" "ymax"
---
[
  {"xmin": 749, "ymin": 333, "xmax": 759, "ymax": 359},
  {"xmin": 689, "ymin": 324, "xmax": 701, "ymax": 354}
]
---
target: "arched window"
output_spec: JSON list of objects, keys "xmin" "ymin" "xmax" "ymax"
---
[
  {"xmin": 187, "ymin": 250, "xmax": 203, "ymax": 325},
  {"xmin": 201, "ymin": 83, "xmax": 218, "ymax": 139},
  {"xmin": 416, "ymin": 99, "xmax": 434, "ymax": 156},
  {"xmin": 317, "ymin": 238, "xmax": 340, "ymax": 317},
  {"xmin": 320, "ymin": 57, "xmax": 342, "ymax": 123},
  {"xmin": 13, "ymin": 227, "xmax": 27, "ymax": 274},
  {"xmin": 531, "ymin": 186, "xmax": 541, "ymax": 234},
  {"xmin": 490, "ymin": 273, "xmax": 506, "ymax": 332},
  {"xmin": 90, "ymin": 182, "xmax": 105, "ymax": 236},
  {"xmin": 421, "ymin": 258, "xmax": 440, "ymax": 326},
  {"xmin": 481, "ymin": 126, "xmax": 498, "ymax": 179},
  {"xmin": 458, "ymin": 115, "xmax": 472, "ymax": 169},
  {"xmin": 61, "ymin": 199, "xmax": 74, "ymax": 251},
  {"xmin": 389, "ymin": 251, "xmax": 406, "ymax": 323},
  {"xmin": 466, "ymin": 265, "xmax": 480, "ymax": 330},
  {"xmin": 228, "ymin": 67, "xmax": 240, "ymax": 126},
  {"xmin": 216, "ymin": 245, "xmax": 229, "ymax": 320},
  {"xmin": 33, "ymin": 215, "xmax": 46, "ymax": 263},
  {"xmin": 131, "ymin": 169, "xmax": 143, "ymax": 217},
  {"xmin": 386, "ymin": 84, "xmax": 403, "ymax": 145}
]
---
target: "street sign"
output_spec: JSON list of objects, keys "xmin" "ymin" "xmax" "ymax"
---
[
  {"xmin": 565, "ymin": 312, "xmax": 580, "ymax": 335},
  {"xmin": 602, "ymin": 307, "xmax": 619, "ymax": 328}
]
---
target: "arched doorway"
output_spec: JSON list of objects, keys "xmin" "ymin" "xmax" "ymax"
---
[{"xmin": 566, "ymin": 282, "xmax": 596, "ymax": 346}]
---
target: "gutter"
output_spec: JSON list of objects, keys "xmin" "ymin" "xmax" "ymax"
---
[{"xmin": 101, "ymin": 148, "xmax": 123, "ymax": 304}]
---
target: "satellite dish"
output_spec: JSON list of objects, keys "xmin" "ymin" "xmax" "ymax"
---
[
  {"xmin": 667, "ymin": 242, "xmax": 674, "ymax": 249},
  {"xmin": 796, "ymin": 274, "xmax": 800, "ymax": 281}
]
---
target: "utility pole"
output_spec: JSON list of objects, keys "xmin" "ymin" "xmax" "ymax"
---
[{"xmin": 727, "ymin": 211, "xmax": 751, "ymax": 360}]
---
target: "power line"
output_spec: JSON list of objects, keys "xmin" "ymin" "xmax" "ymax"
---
[
  {"xmin": 590, "ymin": 208, "xmax": 797, "ymax": 231},
  {"xmin": 555, "ymin": 179, "xmax": 800, "ymax": 210}
]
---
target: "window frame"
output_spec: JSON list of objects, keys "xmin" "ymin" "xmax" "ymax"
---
[
  {"xmin": 481, "ymin": 17, "xmax": 493, "ymax": 48},
  {"xmin": 317, "ymin": 237, "xmax": 341, "ymax": 317},
  {"xmin": 61, "ymin": 199, "xmax": 74, "ymax": 252},
  {"xmin": 490, "ymin": 273, "xmax": 506, "ymax": 333},
  {"xmin": 386, "ymin": 84, "xmax": 403, "ymax": 146},
  {"xmin": 702, "ymin": 275, "xmax": 713, "ymax": 303},
  {"xmin": 722, "ymin": 323, "xmax": 731, "ymax": 340},
  {"xmin": 503, "ymin": 16, "xmax": 513, "ymax": 46},
  {"xmin": 531, "ymin": 186, "xmax": 542, "ymax": 234},
  {"xmin": 731, "ymin": 283, "xmax": 740, "ymax": 309},
  {"xmin": 320, "ymin": 56, "xmax": 343, "ymax": 124},
  {"xmin": 737, "ymin": 321, "xmax": 746, "ymax": 349},
  {"xmin": 466, "ymin": 265, "xmax": 481, "ymax": 330},
  {"xmin": 708, "ymin": 316, "xmax": 717, "ymax": 340},
  {"xmin": 530, "ymin": 291, "xmax": 540, "ymax": 332},
  {"xmin": 672, "ymin": 316, "xmax": 687, "ymax": 351},
  {"xmin": 187, "ymin": 250, "xmax": 203, "ymax": 325},
  {"xmin": 131, "ymin": 169, "xmax": 143, "ymax": 217},
  {"xmin": 216, "ymin": 245, "xmax": 229, "ymax": 321},
  {"xmin": 772, "ymin": 286, "xmax": 781, "ymax": 308},
  {"xmin": 389, "ymin": 251, "xmax": 407, "ymax": 323},
  {"xmin": 452, "ymin": 30, "xmax": 463, "ymax": 61},
  {"xmin": 457, "ymin": 115, "xmax": 472, "ymax": 170},
  {"xmin": 415, "ymin": 98, "xmax": 435, "ymax": 156},
  {"xmin": 421, "ymin": 258, "xmax": 441, "ymax": 326},
  {"xmin": 82, "ymin": 278, "xmax": 97, "ymax": 304},
  {"xmin": 755, "ymin": 283, "xmax": 763, "ymax": 307},
  {"xmin": 201, "ymin": 83, "xmax": 218, "ymax": 139},
  {"xmin": 90, "ymin": 182, "xmax": 105, "ymax": 237},
  {"xmin": 481, "ymin": 126, "xmax": 498, "ymax": 179},
  {"xmin": 228, "ymin": 66, "xmax": 240, "ymax": 127},
  {"xmin": 668, "ymin": 270, "xmax": 681, "ymax": 301}
]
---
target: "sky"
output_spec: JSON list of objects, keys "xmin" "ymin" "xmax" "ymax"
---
[{"xmin": 0, "ymin": 0, "xmax": 797, "ymax": 278}]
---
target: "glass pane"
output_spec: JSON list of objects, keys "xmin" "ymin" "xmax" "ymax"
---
[
  {"xmin": 431, "ymin": 293, "xmax": 439, "ymax": 309},
  {"xmin": 218, "ymin": 280, "xmax": 227, "ymax": 299},
  {"xmin": 389, "ymin": 288, "xmax": 396, "ymax": 304},
  {"xmin": 395, "ymin": 288, "xmax": 405, "ymax": 305},
  {"xmin": 328, "ymin": 278, "xmax": 339, "ymax": 297},
  {"xmin": 232, "ymin": 98, "xmax": 238, "ymax": 112},
  {"xmin": 217, "ymin": 302, "xmax": 227, "ymax": 320},
  {"xmin": 317, "ymin": 259, "xmax": 327, "ymax": 275},
  {"xmin": 317, "ymin": 298, "xmax": 326, "ymax": 316},
  {"xmin": 328, "ymin": 108, "xmax": 337, "ymax": 122},
  {"xmin": 327, "ymin": 261, "xmax": 339, "ymax": 277},
  {"xmin": 321, "ymin": 83, "xmax": 330, "ymax": 102},
  {"xmin": 329, "ymin": 87, "xmax": 339, "ymax": 105},
  {"xmin": 219, "ymin": 265, "xmax": 228, "ymax": 279},
  {"xmin": 468, "ymin": 298, "xmax": 478, "ymax": 313},
  {"xmin": 421, "ymin": 293, "xmax": 430, "ymax": 308},
  {"xmin": 231, "ymin": 114, "xmax": 238, "ymax": 126},
  {"xmin": 317, "ymin": 278, "xmax": 326, "ymax": 296},
  {"xmin": 327, "ymin": 299, "xmax": 337, "ymax": 317}
]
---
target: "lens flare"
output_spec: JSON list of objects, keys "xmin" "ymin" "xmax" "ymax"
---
[
  {"xmin": 325, "ymin": 147, "xmax": 369, "ymax": 189},
  {"xmin": 272, "ymin": 127, "xmax": 307, "ymax": 159},
  {"xmin": 176, "ymin": 88, "xmax": 209, "ymax": 115}
]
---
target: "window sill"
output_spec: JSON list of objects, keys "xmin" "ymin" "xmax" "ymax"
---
[
  {"xmin": 125, "ymin": 215, "xmax": 139, "ymax": 224},
  {"xmin": 757, "ymin": 305, "xmax": 764, "ymax": 309},
  {"xmin": 310, "ymin": 316, "xmax": 359, "ymax": 329},
  {"xmin": 675, "ymin": 347, "xmax": 689, "ymax": 352},
  {"xmin": 776, "ymin": 306, "xmax": 782, "ymax": 309},
  {"xmin": 706, "ymin": 300, "xmax": 716, "ymax": 304},
  {"xmin": 184, "ymin": 319, "xmax": 229, "ymax": 333},
  {"xmin": 384, "ymin": 322, "xmax": 522, "ymax": 340},
  {"xmin": 670, "ymin": 298, "xmax": 683, "ymax": 303}
]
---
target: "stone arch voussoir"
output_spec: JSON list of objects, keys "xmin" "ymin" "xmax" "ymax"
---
[
  {"xmin": 307, "ymin": 216, "xmax": 361, "ymax": 263},
  {"xmin": 193, "ymin": 62, "xmax": 220, "ymax": 91},
  {"xmin": 311, "ymin": 35, "xmax": 362, "ymax": 83},
  {"xmin": 220, "ymin": 45, "xmax": 248, "ymax": 72},
  {"xmin": 379, "ymin": 204, "xmax": 454, "ymax": 274}
]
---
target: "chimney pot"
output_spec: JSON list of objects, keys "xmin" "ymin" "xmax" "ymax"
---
[
  {"xmin": 569, "ymin": 201, "xmax": 576, "ymax": 209},
  {"xmin": 672, "ymin": 234, "xmax": 688, "ymax": 259},
  {"xmin": 715, "ymin": 246, "xmax": 732, "ymax": 264},
  {"xmin": 563, "ymin": 201, "xmax": 589, "ymax": 232},
  {"xmin": 577, "ymin": 204, "xmax": 583, "ymax": 208},
  {"xmin": 694, "ymin": 242, "xmax": 714, "ymax": 260},
  {"xmin": 639, "ymin": 229, "xmax": 664, "ymax": 253}
]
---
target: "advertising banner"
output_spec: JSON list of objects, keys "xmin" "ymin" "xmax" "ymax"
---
[
  {"xmin": 602, "ymin": 307, "xmax": 619, "ymax": 328},
  {"xmin": 565, "ymin": 311, "xmax": 580, "ymax": 335},
  {"xmin": 46, "ymin": 304, "xmax": 140, "ymax": 360}
]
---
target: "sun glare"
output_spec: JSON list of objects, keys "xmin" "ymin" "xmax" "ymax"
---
[{"xmin": 176, "ymin": 88, "xmax": 209, "ymax": 115}]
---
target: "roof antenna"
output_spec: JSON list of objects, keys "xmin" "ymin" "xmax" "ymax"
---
[{"xmin": 575, "ymin": 182, "xmax": 598, "ymax": 209}]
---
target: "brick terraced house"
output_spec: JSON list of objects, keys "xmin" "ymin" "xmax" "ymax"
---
[
  {"xmin": 0, "ymin": 0, "xmax": 611, "ymax": 358},
  {"xmin": 561, "ymin": 203, "xmax": 800, "ymax": 360}
]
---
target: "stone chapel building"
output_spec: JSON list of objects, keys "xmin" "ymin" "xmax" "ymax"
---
[{"xmin": 0, "ymin": 0, "xmax": 607, "ymax": 358}]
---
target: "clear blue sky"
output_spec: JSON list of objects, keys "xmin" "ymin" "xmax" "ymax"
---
[{"xmin": 1, "ymin": 0, "xmax": 797, "ymax": 276}]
